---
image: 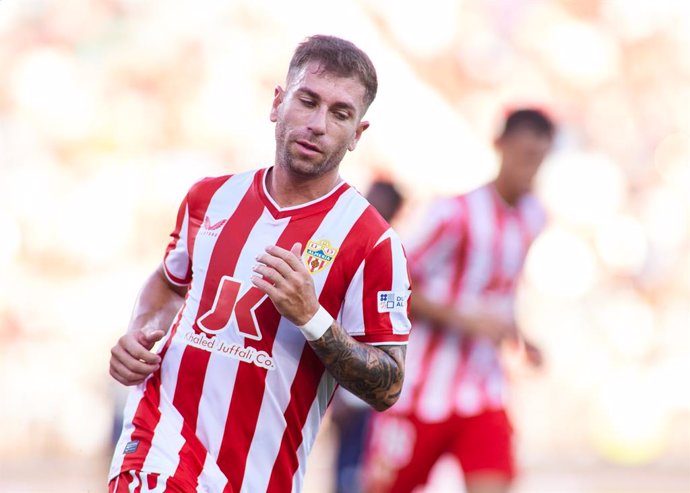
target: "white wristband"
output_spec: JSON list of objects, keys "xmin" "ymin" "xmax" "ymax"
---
[{"xmin": 297, "ymin": 306, "xmax": 334, "ymax": 341}]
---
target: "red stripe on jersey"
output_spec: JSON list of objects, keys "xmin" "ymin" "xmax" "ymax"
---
[
  {"xmin": 265, "ymin": 348, "xmax": 324, "ymax": 493},
  {"xmin": 169, "ymin": 183, "xmax": 266, "ymax": 488},
  {"xmin": 512, "ymin": 208, "xmax": 534, "ymax": 292},
  {"xmin": 120, "ymin": 373, "xmax": 162, "ymax": 473},
  {"xmin": 164, "ymin": 177, "xmax": 230, "ymax": 285},
  {"xmin": 116, "ymin": 302, "xmax": 186, "ymax": 480},
  {"xmin": 352, "ymin": 333, "xmax": 409, "ymax": 344},
  {"xmin": 133, "ymin": 471, "xmax": 143, "ymax": 493},
  {"xmin": 407, "ymin": 202, "xmax": 464, "ymax": 284},
  {"xmin": 447, "ymin": 196, "xmax": 470, "ymax": 303},
  {"xmin": 109, "ymin": 471, "xmax": 134, "ymax": 493},
  {"xmin": 486, "ymin": 191, "xmax": 508, "ymax": 294},
  {"xmin": 218, "ymin": 211, "xmax": 328, "ymax": 492},
  {"xmin": 408, "ymin": 328, "xmax": 444, "ymax": 407},
  {"xmin": 319, "ymin": 205, "xmax": 387, "ymax": 317},
  {"xmin": 443, "ymin": 196, "xmax": 474, "ymax": 409},
  {"xmin": 363, "ymin": 237, "xmax": 394, "ymax": 335},
  {"xmin": 147, "ymin": 473, "xmax": 159, "ymax": 490},
  {"xmin": 407, "ymin": 221, "xmax": 448, "ymax": 282},
  {"xmin": 186, "ymin": 177, "xmax": 231, "ymax": 280}
]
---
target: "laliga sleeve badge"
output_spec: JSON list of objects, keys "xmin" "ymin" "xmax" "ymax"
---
[
  {"xmin": 377, "ymin": 291, "xmax": 411, "ymax": 313},
  {"xmin": 303, "ymin": 239, "xmax": 339, "ymax": 274}
]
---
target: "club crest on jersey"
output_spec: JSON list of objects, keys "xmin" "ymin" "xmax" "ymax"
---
[{"xmin": 303, "ymin": 239, "xmax": 339, "ymax": 274}]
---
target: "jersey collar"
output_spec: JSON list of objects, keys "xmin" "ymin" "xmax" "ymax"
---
[{"xmin": 254, "ymin": 167, "xmax": 350, "ymax": 220}]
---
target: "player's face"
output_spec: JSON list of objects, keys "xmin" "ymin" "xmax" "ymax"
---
[
  {"xmin": 497, "ymin": 129, "xmax": 552, "ymax": 196},
  {"xmin": 270, "ymin": 61, "xmax": 369, "ymax": 179}
]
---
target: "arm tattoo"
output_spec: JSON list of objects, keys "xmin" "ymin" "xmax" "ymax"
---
[{"xmin": 308, "ymin": 321, "xmax": 406, "ymax": 412}]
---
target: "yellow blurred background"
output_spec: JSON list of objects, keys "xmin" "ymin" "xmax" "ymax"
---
[{"xmin": 0, "ymin": 0, "xmax": 688, "ymax": 491}]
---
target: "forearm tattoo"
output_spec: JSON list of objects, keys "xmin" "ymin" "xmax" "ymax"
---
[{"xmin": 308, "ymin": 322, "xmax": 406, "ymax": 411}]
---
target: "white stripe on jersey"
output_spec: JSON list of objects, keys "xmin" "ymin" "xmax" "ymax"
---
[
  {"xmin": 141, "ymin": 389, "xmax": 186, "ymax": 476},
  {"xmin": 417, "ymin": 332, "xmax": 461, "ymax": 422},
  {"xmin": 461, "ymin": 186, "xmax": 496, "ymax": 298},
  {"xmin": 339, "ymin": 259, "xmax": 365, "ymax": 335},
  {"xmin": 198, "ymin": 451, "xmax": 229, "ymax": 491},
  {"xmin": 291, "ymin": 371, "xmax": 337, "ymax": 493},
  {"xmin": 164, "ymin": 204, "xmax": 191, "ymax": 285},
  {"xmin": 392, "ymin": 324, "xmax": 433, "ymax": 414},
  {"xmin": 501, "ymin": 215, "xmax": 525, "ymax": 284},
  {"xmin": 110, "ymin": 385, "xmax": 147, "ymax": 475},
  {"xmin": 386, "ymin": 230, "xmax": 412, "ymax": 336}
]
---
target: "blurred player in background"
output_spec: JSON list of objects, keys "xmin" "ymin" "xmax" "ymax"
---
[
  {"xmin": 330, "ymin": 179, "xmax": 405, "ymax": 493},
  {"xmin": 107, "ymin": 35, "xmax": 411, "ymax": 493},
  {"xmin": 363, "ymin": 108, "xmax": 555, "ymax": 493}
]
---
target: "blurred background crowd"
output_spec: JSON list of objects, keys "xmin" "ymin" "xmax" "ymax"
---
[{"xmin": 0, "ymin": 0, "xmax": 688, "ymax": 491}]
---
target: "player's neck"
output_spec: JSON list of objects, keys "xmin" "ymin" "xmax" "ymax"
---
[
  {"xmin": 492, "ymin": 178, "xmax": 521, "ymax": 207},
  {"xmin": 266, "ymin": 166, "xmax": 342, "ymax": 208}
]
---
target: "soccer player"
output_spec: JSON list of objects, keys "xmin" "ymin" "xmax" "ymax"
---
[
  {"xmin": 108, "ymin": 35, "xmax": 411, "ymax": 493},
  {"xmin": 363, "ymin": 109, "xmax": 555, "ymax": 493}
]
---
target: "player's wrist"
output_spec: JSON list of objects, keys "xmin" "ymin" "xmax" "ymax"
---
[{"xmin": 296, "ymin": 305, "xmax": 333, "ymax": 341}]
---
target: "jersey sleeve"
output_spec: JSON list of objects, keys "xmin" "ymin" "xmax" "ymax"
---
[
  {"xmin": 163, "ymin": 192, "xmax": 193, "ymax": 286},
  {"xmin": 339, "ymin": 230, "xmax": 412, "ymax": 345},
  {"xmin": 405, "ymin": 197, "xmax": 465, "ymax": 285}
]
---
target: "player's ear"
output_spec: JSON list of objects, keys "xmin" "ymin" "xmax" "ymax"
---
[
  {"xmin": 270, "ymin": 85, "xmax": 284, "ymax": 122},
  {"xmin": 348, "ymin": 120, "xmax": 370, "ymax": 151}
]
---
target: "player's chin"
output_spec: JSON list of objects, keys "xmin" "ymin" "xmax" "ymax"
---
[{"xmin": 289, "ymin": 161, "xmax": 327, "ymax": 178}]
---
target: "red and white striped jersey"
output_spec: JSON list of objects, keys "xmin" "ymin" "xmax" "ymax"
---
[
  {"xmin": 109, "ymin": 167, "xmax": 411, "ymax": 492},
  {"xmin": 393, "ymin": 184, "xmax": 545, "ymax": 422}
]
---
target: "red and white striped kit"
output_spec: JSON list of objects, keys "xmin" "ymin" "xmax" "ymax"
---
[
  {"xmin": 109, "ymin": 167, "xmax": 411, "ymax": 492},
  {"xmin": 394, "ymin": 184, "xmax": 545, "ymax": 422}
]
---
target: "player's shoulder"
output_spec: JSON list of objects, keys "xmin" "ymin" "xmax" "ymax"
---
[
  {"xmin": 461, "ymin": 183, "xmax": 493, "ymax": 202},
  {"xmin": 422, "ymin": 192, "xmax": 471, "ymax": 225},
  {"xmin": 189, "ymin": 175, "xmax": 231, "ymax": 192},
  {"xmin": 340, "ymin": 187, "xmax": 403, "ymax": 256},
  {"xmin": 518, "ymin": 192, "xmax": 547, "ymax": 230},
  {"xmin": 347, "ymin": 189, "xmax": 392, "ymax": 237},
  {"xmin": 186, "ymin": 168, "xmax": 260, "ymax": 199},
  {"xmin": 518, "ymin": 192, "xmax": 544, "ymax": 212}
]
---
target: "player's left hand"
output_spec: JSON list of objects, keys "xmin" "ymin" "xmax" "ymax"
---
[{"xmin": 251, "ymin": 243, "xmax": 320, "ymax": 326}]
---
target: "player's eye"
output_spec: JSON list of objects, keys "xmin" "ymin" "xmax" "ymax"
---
[
  {"xmin": 300, "ymin": 98, "xmax": 316, "ymax": 108},
  {"xmin": 333, "ymin": 111, "xmax": 349, "ymax": 121}
]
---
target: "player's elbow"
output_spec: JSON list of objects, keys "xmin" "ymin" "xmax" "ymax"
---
[
  {"xmin": 371, "ymin": 396, "xmax": 398, "ymax": 412},
  {"xmin": 370, "ymin": 378, "xmax": 404, "ymax": 412}
]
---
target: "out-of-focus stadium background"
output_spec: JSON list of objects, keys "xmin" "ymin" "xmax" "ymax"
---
[{"xmin": 1, "ymin": 0, "xmax": 688, "ymax": 491}]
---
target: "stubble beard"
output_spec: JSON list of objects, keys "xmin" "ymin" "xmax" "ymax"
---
[{"xmin": 275, "ymin": 124, "xmax": 347, "ymax": 179}]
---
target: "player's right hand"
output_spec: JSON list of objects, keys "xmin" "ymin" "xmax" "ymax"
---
[{"xmin": 109, "ymin": 328, "xmax": 165, "ymax": 386}]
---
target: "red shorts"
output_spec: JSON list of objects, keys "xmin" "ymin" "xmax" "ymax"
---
[
  {"xmin": 109, "ymin": 471, "xmax": 190, "ymax": 493},
  {"xmin": 363, "ymin": 409, "xmax": 515, "ymax": 493}
]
